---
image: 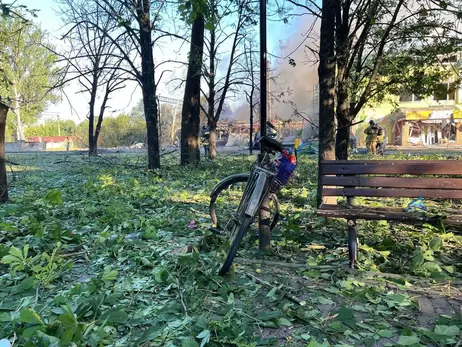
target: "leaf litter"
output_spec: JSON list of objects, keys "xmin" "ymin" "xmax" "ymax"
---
[{"xmin": 0, "ymin": 151, "xmax": 461, "ymax": 346}]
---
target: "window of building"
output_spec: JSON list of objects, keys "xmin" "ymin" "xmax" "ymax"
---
[
  {"xmin": 449, "ymin": 82, "xmax": 456, "ymax": 100},
  {"xmin": 399, "ymin": 93, "xmax": 413, "ymax": 102},
  {"xmin": 434, "ymin": 84, "xmax": 448, "ymax": 101},
  {"xmin": 399, "ymin": 93, "xmax": 422, "ymax": 102},
  {"xmin": 442, "ymin": 55, "xmax": 457, "ymax": 64},
  {"xmin": 434, "ymin": 83, "xmax": 456, "ymax": 101}
]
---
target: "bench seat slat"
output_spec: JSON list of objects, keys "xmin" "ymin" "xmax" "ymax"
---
[
  {"xmin": 321, "ymin": 161, "xmax": 462, "ymax": 175},
  {"xmin": 321, "ymin": 160, "xmax": 462, "ymax": 165},
  {"xmin": 317, "ymin": 207, "xmax": 462, "ymax": 225},
  {"xmin": 322, "ymin": 176, "xmax": 462, "ymax": 190},
  {"xmin": 323, "ymin": 188, "xmax": 462, "ymax": 199}
]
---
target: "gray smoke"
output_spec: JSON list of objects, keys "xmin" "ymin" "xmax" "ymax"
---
[{"xmin": 230, "ymin": 16, "xmax": 319, "ymax": 136}]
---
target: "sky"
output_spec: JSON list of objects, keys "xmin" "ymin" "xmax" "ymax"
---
[{"xmin": 17, "ymin": 0, "xmax": 317, "ymax": 124}]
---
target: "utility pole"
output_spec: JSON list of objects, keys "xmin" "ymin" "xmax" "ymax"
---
[
  {"xmin": 259, "ymin": 0, "xmax": 267, "ymax": 139},
  {"xmin": 267, "ymin": 59, "xmax": 271, "ymax": 121},
  {"xmin": 258, "ymin": 0, "xmax": 270, "ymax": 251}
]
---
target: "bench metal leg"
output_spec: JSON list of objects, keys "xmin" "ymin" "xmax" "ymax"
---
[{"xmin": 347, "ymin": 219, "xmax": 357, "ymax": 269}]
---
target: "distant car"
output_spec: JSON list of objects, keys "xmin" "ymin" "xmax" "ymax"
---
[{"xmin": 130, "ymin": 142, "xmax": 145, "ymax": 149}]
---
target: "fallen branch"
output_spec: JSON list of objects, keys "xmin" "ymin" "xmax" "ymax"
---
[
  {"xmin": 238, "ymin": 258, "xmax": 462, "ymax": 285},
  {"xmin": 59, "ymin": 251, "xmax": 86, "ymax": 258},
  {"xmin": 236, "ymin": 257, "xmax": 333, "ymax": 270},
  {"xmin": 6, "ymin": 160, "xmax": 19, "ymax": 165},
  {"xmin": 54, "ymin": 156, "xmax": 70, "ymax": 164},
  {"xmin": 176, "ymin": 279, "xmax": 189, "ymax": 316},
  {"xmin": 246, "ymin": 272, "xmax": 307, "ymax": 306},
  {"xmin": 161, "ymin": 149, "xmax": 178, "ymax": 157}
]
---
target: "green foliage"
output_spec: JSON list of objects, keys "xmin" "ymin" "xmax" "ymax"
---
[
  {"xmin": 178, "ymin": 0, "xmax": 208, "ymax": 24},
  {"xmin": 0, "ymin": 152, "xmax": 460, "ymax": 345},
  {"xmin": 0, "ymin": 16, "xmax": 59, "ymax": 140},
  {"xmin": 24, "ymin": 119, "xmax": 76, "ymax": 138}
]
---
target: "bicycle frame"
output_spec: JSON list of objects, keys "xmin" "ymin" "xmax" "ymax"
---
[{"xmin": 235, "ymin": 153, "xmax": 276, "ymax": 220}]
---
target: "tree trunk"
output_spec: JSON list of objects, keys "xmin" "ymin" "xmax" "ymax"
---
[
  {"xmin": 12, "ymin": 84, "xmax": 24, "ymax": 141},
  {"xmin": 334, "ymin": 0, "xmax": 351, "ymax": 161},
  {"xmin": 207, "ymin": 3, "xmax": 217, "ymax": 159},
  {"xmin": 209, "ymin": 118, "xmax": 217, "ymax": 159},
  {"xmin": 88, "ymin": 73, "xmax": 98, "ymax": 156},
  {"xmin": 138, "ymin": 0, "xmax": 160, "ymax": 169},
  {"xmin": 181, "ymin": 13, "xmax": 205, "ymax": 165},
  {"xmin": 93, "ymin": 115, "xmax": 104, "ymax": 155},
  {"xmin": 0, "ymin": 103, "xmax": 9, "ymax": 202},
  {"xmin": 317, "ymin": 0, "xmax": 337, "ymax": 207},
  {"xmin": 335, "ymin": 120, "xmax": 349, "ymax": 160},
  {"xmin": 88, "ymin": 111, "xmax": 96, "ymax": 156},
  {"xmin": 335, "ymin": 83, "xmax": 351, "ymax": 160}
]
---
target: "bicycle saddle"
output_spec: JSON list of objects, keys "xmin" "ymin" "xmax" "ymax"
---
[{"xmin": 260, "ymin": 136, "xmax": 284, "ymax": 153}]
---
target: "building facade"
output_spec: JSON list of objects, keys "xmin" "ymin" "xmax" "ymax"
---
[{"xmin": 356, "ymin": 52, "xmax": 462, "ymax": 146}]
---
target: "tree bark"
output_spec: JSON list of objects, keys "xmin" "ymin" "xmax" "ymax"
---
[
  {"xmin": 138, "ymin": 0, "xmax": 160, "ymax": 169},
  {"xmin": 208, "ymin": 17, "xmax": 217, "ymax": 159},
  {"xmin": 334, "ymin": 0, "xmax": 351, "ymax": 160},
  {"xmin": 181, "ymin": 13, "xmax": 205, "ymax": 165},
  {"xmin": 317, "ymin": 0, "xmax": 337, "ymax": 207},
  {"xmin": 0, "ymin": 103, "xmax": 9, "ymax": 202},
  {"xmin": 93, "ymin": 88, "xmax": 109, "ymax": 155},
  {"xmin": 12, "ymin": 84, "xmax": 24, "ymax": 141},
  {"xmin": 88, "ymin": 78, "xmax": 98, "ymax": 156},
  {"xmin": 209, "ymin": 118, "xmax": 217, "ymax": 159}
]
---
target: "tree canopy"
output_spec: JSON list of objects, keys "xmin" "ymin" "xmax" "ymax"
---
[{"xmin": 0, "ymin": 17, "xmax": 59, "ymax": 140}]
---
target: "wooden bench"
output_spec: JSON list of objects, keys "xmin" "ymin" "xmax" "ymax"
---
[{"xmin": 317, "ymin": 160, "xmax": 462, "ymax": 268}]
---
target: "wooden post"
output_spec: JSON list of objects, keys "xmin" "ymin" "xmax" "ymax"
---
[
  {"xmin": 258, "ymin": 153, "xmax": 271, "ymax": 250},
  {"xmin": 401, "ymin": 121, "xmax": 410, "ymax": 146},
  {"xmin": 455, "ymin": 124, "xmax": 462, "ymax": 145},
  {"xmin": 259, "ymin": 193, "xmax": 271, "ymax": 250}
]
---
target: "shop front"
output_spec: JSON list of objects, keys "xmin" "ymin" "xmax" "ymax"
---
[{"xmin": 391, "ymin": 108, "xmax": 462, "ymax": 146}]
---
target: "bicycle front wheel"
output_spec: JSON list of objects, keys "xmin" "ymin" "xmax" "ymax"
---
[
  {"xmin": 210, "ymin": 174, "xmax": 280, "ymax": 235},
  {"xmin": 218, "ymin": 215, "xmax": 254, "ymax": 276},
  {"xmin": 218, "ymin": 172, "xmax": 269, "ymax": 276}
]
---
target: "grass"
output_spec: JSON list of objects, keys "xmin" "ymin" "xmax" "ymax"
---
[{"xmin": 0, "ymin": 151, "xmax": 461, "ymax": 346}]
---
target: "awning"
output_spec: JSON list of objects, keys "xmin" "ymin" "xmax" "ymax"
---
[
  {"xmin": 405, "ymin": 110, "xmax": 432, "ymax": 120},
  {"xmin": 404, "ymin": 108, "xmax": 462, "ymax": 120}
]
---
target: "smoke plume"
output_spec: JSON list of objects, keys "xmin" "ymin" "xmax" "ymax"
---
[{"xmin": 230, "ymin": 16, "xmax": 319, "ymax": 137}]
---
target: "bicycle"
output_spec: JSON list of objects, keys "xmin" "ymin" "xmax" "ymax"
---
[{"xmin": 210, "ymin": 134, "xmax": 297, "ymax": 275}]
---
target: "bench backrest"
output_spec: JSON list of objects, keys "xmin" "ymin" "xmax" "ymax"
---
[{"xmin": 320, "ymin": 160, "xmax": 462, "ymax": 199}]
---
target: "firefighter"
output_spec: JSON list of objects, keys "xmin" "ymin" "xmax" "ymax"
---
[{"xmin": 364, "ymin": 120, "xmax": 379, "ymax": 154}]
